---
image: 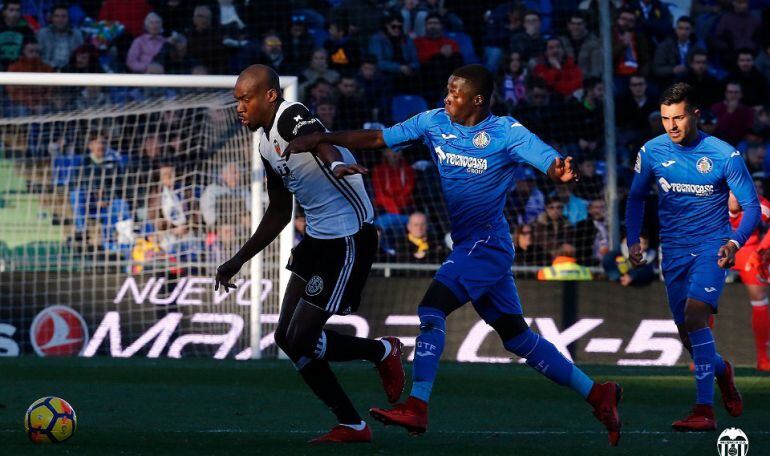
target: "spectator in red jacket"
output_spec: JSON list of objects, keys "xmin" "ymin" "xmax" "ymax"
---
[
  {"xmin": 99, "ymin": 0, "xmax": 153, "ymax": 38},
  {"xmin": 372, "ymin": 147, "xmax": 415, "ymax": 233},
  {"xmin": 711, "ymin": 81, "xmax": 755, "ymax": 146},
  {"xmin": 413, "ymin": 13, "xmax": 463, "ymax": 102},
  {"xmin": 533, "ymin": 37, "xmax": 583, "ymax": 98},
  {"xmin": 6, "ymin": 41, "xmax": 53, "ymax": 115}
]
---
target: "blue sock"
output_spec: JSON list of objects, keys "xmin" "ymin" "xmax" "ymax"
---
[
  {"xmin": 410, "ymin": 307, "xmax": 446, "ymax": 403},
  {"xmin": 504, "ymin": 329, "xmax": 594, "ymax": 398},
  {"xmin": 690, "ymin": 327, "xmax": 720, "ymax": 405},
  {"xmin": 714, "ymin": 353, "xmax": 726, "ymax": 377}
]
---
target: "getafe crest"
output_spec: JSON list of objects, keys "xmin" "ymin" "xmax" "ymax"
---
[
  {"xmin": 473, "ymin": 131, "xmax": 490, "ymax": 148},
  {"xmin": 696, "ymin": 156, "xmax": 713, "ymax": 174}
]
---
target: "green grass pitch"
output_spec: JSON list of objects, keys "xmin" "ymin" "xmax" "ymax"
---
[{"xmin": 1, "ymin": 357, "xmax": 768, "ymax": 455}]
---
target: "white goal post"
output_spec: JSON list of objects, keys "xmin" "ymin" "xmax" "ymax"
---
[{"xmin": 0, "ymin": 72, "xmax": 297, "ymax": 360}]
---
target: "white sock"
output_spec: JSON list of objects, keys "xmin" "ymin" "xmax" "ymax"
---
[
  {"xmin": 380, "ymin": 339, "xmax": 392, "ymax": 362},
  {"xmin": 340, "ymin": 420, "xmax": 366, "ymax": 431}
]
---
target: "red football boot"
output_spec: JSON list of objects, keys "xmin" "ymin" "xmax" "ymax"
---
[
  {"xmin": 587, "ymin": 382, "xmax": 623, "ymax": 446},
  {"xmin": 376, "ymin": 337, "xmax": 405, "ymax": 403},
  {"xmin": 309, "ymin": 423, "xmax": 372, "ymax": 444},
  {"xmin": 716, "ymin": 360, "xmax": 743, "ymax": 417},
  {"xmin": 369, "ymin": 396, "xmax": 428, "ymax": 435},
  {"xmin": 672, "ymin": 404, "xmax": 717, "ymax": 431}
]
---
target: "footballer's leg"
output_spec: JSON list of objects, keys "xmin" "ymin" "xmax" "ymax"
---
[
  {"xmin": 481, "ymin": 275, "xmax": 622, "ymax": 446},
  {"xmin": 734, "ymin": 247, "xmax": 770, "ymax": 371}
]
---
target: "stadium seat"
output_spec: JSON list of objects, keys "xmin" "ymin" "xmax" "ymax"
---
[
  {"xmin": 446, "ymin": 32, "xmax": 479, "ymax": 65},
  {"xmin": 52, "ymin": 155, "xmax": 84, "ymax": 187},
  {"xmin": 391, "ymin": 95, "xmax": 429, "ymax": 124}
]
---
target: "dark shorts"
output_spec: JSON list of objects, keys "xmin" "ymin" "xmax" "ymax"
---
[{"xmin": 287, "ymin": 223, "xmax": 378, "ymax": 315}]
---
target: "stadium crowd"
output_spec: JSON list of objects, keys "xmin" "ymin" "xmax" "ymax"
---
[{"xmin": 3, "ymin": 0, "xmax": 770, "ymax": 279}]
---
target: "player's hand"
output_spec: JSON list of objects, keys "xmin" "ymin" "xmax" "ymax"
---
[
  {"xmin": 628, "ymin": 243, "xmax": 646, "ymax": 267},
  {"xmin": 332, "ymin": 163, "xmax": 368, "ymax": 179},
  {"xmin": 717, "ymin": 242, "xmax": 739, "ymax": 269},
  {"xmin": 553, "ymin": 156, "xmax": 580, "ymax": 183},
  {"xmin": 284, "ymin": 131, "xmax": 322, "ymax": 158},
  {"xmin": 215, "ymin": 257, "xmax": 243, "ymax": 292}
]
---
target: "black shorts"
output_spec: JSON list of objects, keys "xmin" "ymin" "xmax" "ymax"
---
[{"xmin": 287, "ymin": 223, "xmax": 378, "ymax": 315}]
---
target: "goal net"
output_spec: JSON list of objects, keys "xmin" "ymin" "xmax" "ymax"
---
[{"xmin": 0, "ymin": 74, "xmax": 297, "ymax": 360}]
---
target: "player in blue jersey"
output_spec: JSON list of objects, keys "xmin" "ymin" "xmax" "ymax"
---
[
  {"xmin": 626, "ymin": 83, "xmax": 755, "ymax": 431},
  {"xmin": 285, "ymin": 64, "xmax": 623, "ymax": 446}
]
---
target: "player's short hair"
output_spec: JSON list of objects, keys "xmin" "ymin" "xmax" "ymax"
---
[
  {"xmin": 676, "ymin": 15, "xmax": 693, "ymax": 26},
  {"xmin": 659, "ymin": 82, "xmax": 699, "ymax": 112},
  {"xmin": 451, "ymin": 64, "xmax": 494, "ymax": 105}
]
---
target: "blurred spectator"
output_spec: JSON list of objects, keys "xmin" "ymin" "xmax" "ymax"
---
[
  {"xmin": 711, "ymin": 81, "xmax": 755, "ymax": 146},
  {"xmin": 572, "ymin": 77, "xmax": 605, "ymax": 159},
  {"xmin": 155, "ymin": 33, "xmax": 193, "ymax": 74},
  {"xmin": 206, "ymin": 223, "xmax": 236, "ymax": 266},
  {"xmin": 603, "ymin": 237, "xmax": 656, "ymax": 286},
  {"xmin": 315, "ymin": 98, "xmax": 337, "ymax": 130},
  {"xmin": 534, "ymin": 195, "xmax": 574, "ymax": 256},
  {"xmin": 482, "ymin": 3, "xmax": 522, "ymax": 72},
  {"xmin": 628, "ymin": 0, "xmax": 674, "ymax": 46},
  {"xmin": 356, "ymin": 58, "xmax": 389, "ymax": 122},
  {"xmin": 0, "ymin": 0, "xmax": 35, "ymax": 70},
  {"xmin": 414, "ymin": 13, "xmax": 463, "ymax": 103},
  {"xmin": 506, "ymin": 167, "xmax": 545, "ymax": 225},
  {"xmin": 711, "ymin": 0, "xmax": 760, "ymax": 63},
  {"xmin": 75, "ymin": 86, "xmax": 108, "ymax": 109},
  {"xmin": 730, "ymin": 49, "xmax": 768, "ymax": 108},
  {"xmin": 563, "ymin": 11, "xmax": 602, "ymax": 79},
  {"xmin": 755, "ymin": 42, "xmax": 770, "ymax": 88},
  {"xmin": 612, "ymin": 6, "xmax": 650, "ymax": 79},
  {"xmin": 369, "ymin": 12, "xmax": 420, "ymax": 94},
  {"xmin": 335, "ymin": 76, "xmax": 369, "ymax": 130},
  {"xmin": 400, "ymin": 0, "xmax": 428, "ymax": 38},
  {"xmin": 537, "ymin": 243, "xmax": 592, "ymax": 280},
  {"xmin": 215, "ymin": 0, "xmax": 247, "ymax": 48},
  {"xmin": 512, "ymin": 78, "xmax": 558, "ymax": 141},
  {"xmin": 497, "ymin": 50, "xmax": 529, "ymax": 111},
  {"xmin": 372, "ymin": 147, "xmax": 415, "ymax": 230},
  {"xmin": 62, "ymin": 43, "xmax": 101, "ymax": 73},
  {"xmin": 284, "ymin": 14, "xmax": 315, "ymax": 73},
  {"xmin": 744, "ymin": 142, "xmax": 766, "ymax": 174},
  {"xmin": 424, "ymin": 0, "xmax": 463, "ymax": 33},
  {"xmin": 301, "ymin": 48, "xmax": 341, "ymax": 90},
  {"xmin": 293, "ymin": 213, "xmax": 306, "ymax": 246},
  {"xmin": 99, "ymin": 0, "xmax": 153, "ymax": 38},
  {"xmin": 699, "ymin": 108, "xmax": 719, "ymax": 136},
  {"xmin": 574, "ymin": 198, "xmax": 609, "ymax": 266},
  {"xmin": 155, "ymin": 0, "xmax": 191, "ymax": 37},
  {"xmin": 533, "ymin": 37, "xmax": 583, "ymax": 98},
  {"xmin": 513, "ymin": 223, "xmax": 546, "ymax": 266},
  {"xmin": 303, "ymin": 78, "xmax": 335, "ymax": 113},
  {"xmin": 36, "ymin": 4, "xmax": 83, "ymax": 70},
  {"xmin": 147, "ymin": 163, "xmax": 190, "ymax": 253},
  {"xmin": 574, "ymin": 158, "xmax": 603, "ymax": 200},
  {"xmin": 186, "ymin": 5, "xmax": 227, "ymax": 74},
  {"xmin": 395, "ymin": 211, "xmax": 444, "ymax": 262},
  {"xmin": 126, "ymin": 12, "xmax": 166, "ymax": 73},
  {"xmin": 554, "ymin": 183, "xmax": 588, "ymax": 224},
  {"xmin": 510, "ymin": 10, "xmax": 546, "ymax": 66},
  {"xmin": 6, "ymin": 41, "xmax": 53, "ymax": 116},
  {"xmin": 652, "ymin": 16, "xmax": 694, "ymax": 87},
  {"xmin": 200, "ymin": 163, "xmax": 249, "ymax": 228},
  {"xmin": 679, "ymin": 49, "xmax": 722, "ymax": 108},
  {"xmin": 324, "ymin": 19, "xmax": 362, "ymax": 74},
  {"xmin": 257, "ymin": 34, "xmax": 291, "ymax": 75},
  {"xmin": 330, "ymin": 0, "xmax": 387, "ymax": 39},
  {"xmin": 617, "ymin": 74, "xmax": 656, "ymax": 145}
]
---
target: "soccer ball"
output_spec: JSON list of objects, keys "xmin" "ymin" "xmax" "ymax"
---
[{"xmin": 24, "ymin": 397, "xmax": 77, "ymax": 443}]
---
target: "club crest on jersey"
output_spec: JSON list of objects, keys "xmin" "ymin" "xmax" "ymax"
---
[
  {"xmin": 273, "ymin": 139, "xmax": 282, "ymax": 156},
  {"xmin": 306, "ymin": 276, "xmax": 324, "ymax": 296},
  {"xmin": 472, "ymin": 131, "xmax": 490, "ymax": 148},
  {"xmin": 696, "ymin": 156, "xmax": 713, "ymax": 174}
]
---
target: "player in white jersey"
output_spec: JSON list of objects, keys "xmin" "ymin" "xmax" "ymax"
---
[{"xmin": 214, "ymin": 65, "xmax": 404, "ymax": 444}]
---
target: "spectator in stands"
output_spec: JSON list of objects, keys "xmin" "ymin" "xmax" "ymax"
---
[
  {"xmin": 0, "ymin": 0, "xmax": 35, "ymax": 70},
  {"xmin": 711, "ymin": 0, "xmax": 761, "ymax": 63},
  {"xmin": 126, "ymin": 13, "xmax": 167, "ymax": 74},
  {"xmin": 699, "ymin": 108, "xmax": 719, "ymax": 136},
  {"xmin": 155, "ymin": 0, "xmax": 191, "ymax": 37},
  {"xmin": 423, "ymin": 0, "xmax": 463, "ymax": 33},
  {"xmin": 148, "ymin": 163, "xmax": 191, "ymax": 253},
  {"xmin": 537, "ymin": 243, "xmax": 592, "ymax": 281},
  {"xmin": 553, "ymin": 183, "xmax": 588, "ymax": 225},
  {"xmin": 369, "ymin": 12, "xmax": 420, "ymax": 94},
  {"xmin": 564, "ymin": 11, "xmax": 602, "ymax": 79},
  {"xmin": 712, "ymin": 81, "xmax": 755, "ymax": 146},
  {"xmin": 617, "ymin": 74, "xmax": 657, "ymax": 146},
  {"xmin": 214, "ymin": 0, "xmax": 247, "ymax": 48},
  {"xmin": 652, "ymin": 15, "xmax": 694, "ymax": 87},
  {"xmin": 335, "ymin": 76, "xmax": 369, "ymax": 130},
  {"xmin": 513, "ymin": 223, "xmax": 546, "ymax": 266},
  {"xmin": 207, "ymin": 222, "xmax": 236, "ymax": 266},
  {"xmin": 372, "ymin": 147, "xmax": 415, "ymax": 231},
  {"xmin": 303, "ymin": 78, "xmax": 335, "ymax": 114},
  {"xmin": 315, "ymin": 98, "xmax": 337, "ymax": 130},
  {"xmin": 200, "ymin": 163, "xmax": 249, "ymax": 228},
  {"xmin": 603, "ymin": 236, "xmax": 656, "ymax": 286},
  {"xmin": 301, "ymin": 48, "xmax": 341, "ymax": 90},
  {"xmin": 574, "ymin": 198, "xmax": 609, "ymax": 266},
  {"xmin": 284, "ymin": 14, "xmax": 315, "ymax": 74},
  {"xmin": 395, "ymin": 211, "xmax": 444, "ymax": 262},
  {"xmin": 496, "ymin": 50, "xmax": 529, "ymax": 112},
  {"xmin": 414, "ymin": 13, "xmax": 463, "ymax": 103},
  {"xmin": 730, "ymin": 49, "xmax": 768, "ymax": 108},
  {"xmin": 355, "ymin": 57, "xmax": 389, "ymax": 122},
  {"xmin": 628, "ymin": 0, "xmax": 674, "ymax": 46},
  {"xmin": 36, "ymin": 4, "xmax": 83, "ymax": 70},
  {"xmin": 510, "ymin": 10, "xmax": 546, "ymax": 67},
  {"xmin": 99, "ymin": 0, "xmax": 153, "ymax": 38},
  {"xmin": 533, "ymin": 37, "xmax": 583, "ymax": 98},
  {"xmin": 482, "ymin": 3, "xmax": 522, "ymax": 72},
  {"xmin": 679, "ymin": 49, "xmax": 722, "ymax": 108},
  {"xmin": 534, "ymin": 195, "xmax": 575, "ymax": 257},
  {"xmin": 155, "ymin": 33, "xmax": 193, "ymax": 75},
  {"xmin": 612, "ymin": 7, "xmax": 650, "ymax": 81},
  {"xmin": 324, "ymin": 19, "xmax": 362, "ymax": 74},
  {"xmin": 186, "ymin": 5, "xmax": 227, "ymax": 74},
  {"xmin": 744, "ymin": 141, "xmax": 766, "ymax": 175},
  {"xmin": 754, "ymin": 42, "xmax": 770, "ymax": 88},
  {"xmin": 75, "ymin": 86, "xmax": 107, "ymax": 109},
  {"xmin": 506, "ymin": 167, "xmax": 545, "ymax": 226},
  {"xmin": 256, "ymin": 34, "xmax": 291, "ymax": 75},
  {"xmin": 6, "ymin": 41, "xmax": 53, "ymax": 116},
  {"xmin": 63, "ymin": 44, "xmax": 101, "ymax": 73},
  {"xmin": 573, "ymin": 77, "xmax": 605, "ymax": 159},
  {"xmin": 400, "ymin": 0, "xmax": 428, "ymax": 38},
  {"xmin": 512, "ymin": 77, "xmax": 558, "ymax": 141}
]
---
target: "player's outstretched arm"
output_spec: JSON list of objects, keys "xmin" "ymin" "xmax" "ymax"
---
[
  {"xmin": 547, "ymin": 156, "xmax": 579, "ymax": 183},
  {"xmin": 314, "ymin": 142, "xmax": 369, "ymax": 179},
  {"xmin": 284, "ymin": 129, "xmax": 386, "ymax": 157}
]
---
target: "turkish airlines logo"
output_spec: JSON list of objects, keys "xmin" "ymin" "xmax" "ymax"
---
[{"xmin": 30, "ymin": 306, "xmax": 89, "ymax": 357}]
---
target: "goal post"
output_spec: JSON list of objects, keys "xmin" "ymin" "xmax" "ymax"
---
[{"xmin": 0, "ymin": 72, "xmax": 297, "ymax": 360}]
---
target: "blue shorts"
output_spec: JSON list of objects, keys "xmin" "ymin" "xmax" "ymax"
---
[
  {"xmin": 662, "ymin": 241, "xmax": 728, "ymax": 324},
  {"xmin": 434, "ymin": 232, "xmax": 522, "ymax": 323}
]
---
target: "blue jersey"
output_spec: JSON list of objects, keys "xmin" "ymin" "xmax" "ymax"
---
[
  {"xmin": 627, "ymin": 131, "xmax": 759, "ymax": 252},
  {"xmin": 382, "ymin": 109, "xmax": 560, "ymax": 244}
]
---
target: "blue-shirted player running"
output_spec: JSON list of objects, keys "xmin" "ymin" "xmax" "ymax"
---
[
  {"xmin": 626, "ymin": 83, "xmax": 755, "ymax": 431},
  {"xmin": 286, "ymin": 64, "xmax": 622, "ymax": 446}
]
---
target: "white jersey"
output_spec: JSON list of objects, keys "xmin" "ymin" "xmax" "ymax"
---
[{"xmin": 259, "ymin": 100, "xmax": 374, "ymax": 239}]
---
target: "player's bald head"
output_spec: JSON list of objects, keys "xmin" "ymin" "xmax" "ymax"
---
[{"xmin": 237, "ymin": 64, "xmax": 281, "ymax": 95}]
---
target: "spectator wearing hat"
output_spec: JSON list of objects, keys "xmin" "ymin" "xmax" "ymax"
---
[{"xmin": 257, "ymin": 33, "xmax": 291, "ymax": 74}]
